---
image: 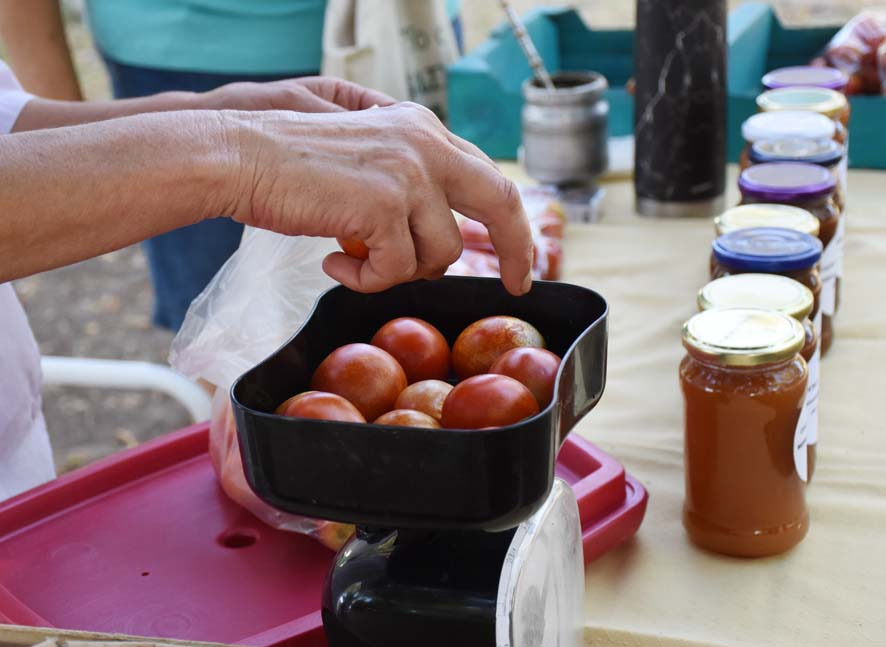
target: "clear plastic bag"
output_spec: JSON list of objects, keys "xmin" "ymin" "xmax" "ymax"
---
[
  {"xmin": 817, "ymin": 9, "xmax": 886, "ymax": 95},
  {"xmin": 169, "ymin": 227, "xmax": 355, "ymax": 550}
]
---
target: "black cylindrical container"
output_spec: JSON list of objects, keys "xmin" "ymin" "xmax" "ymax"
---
[{"xmin": 633, "ymin": 0, "xmax": 727, "ymax": 217}]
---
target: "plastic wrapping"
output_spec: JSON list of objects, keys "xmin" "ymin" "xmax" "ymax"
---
[
  {"xmin": 816, "ymin": 9, "xmax": 886, "ymax": 95},
  {"xmin": 169, "ymin": 227, "xmax": 355, "ymax": 550},
  {"xmin": 448, "ymin": 187, "xmax": 566, "ymax": 281}
]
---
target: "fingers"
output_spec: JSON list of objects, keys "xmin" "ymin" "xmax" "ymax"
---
[
  {"xmin": 323, "ymin": 217, "xmax": 418, "ymax": 292},
  {"xmin": 409, "ymin": 187, "xmax": 464, "ymax": 279},
  {"xmin": 441, "ymin": 153, "xmax": 533, "ymax": 296},
  {"xmin": 297, "ymin": 77, "xmax": 396, "ymax": 111},
  {"xmin": 446, "ymin": 131, "xmax": 500, "ymax": 172}
]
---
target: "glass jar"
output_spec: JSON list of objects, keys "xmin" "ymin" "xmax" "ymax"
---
[
  {"xmin": 738, "ymin": 163, "xmax": 841, "ymax": 354},
  {"xmin": 757, "ymin": 87, "xmax": 850, "ymax": 140},
  {"xmin": 739, "ymin": 111, "xmax": 835, "ymax": 170},
  {"xmin": 681, "ymin": 308, "xmax": 809, "ymax": 557},
  {"xmin": 750, "ymin": 137, "xmax": 846, "ymax": 211},
  {"xmin": 698, "ymin": 274, "xmax": 820, "ymax": 481},
  {"xmin": 712, "ymin": 204, "xmax": 820, "ymax": 273},
  {"xmin": 711, "ymin": 226, "xmax": 823, "ymax": 342},
  {"xmin": 761, "ymin": 66, "xmax": 849, "ymax": 92}
]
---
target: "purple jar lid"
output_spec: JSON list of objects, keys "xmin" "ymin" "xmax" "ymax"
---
[
  {"xmin": 738, "ymin": 162, "xmax": 837, "ymax": 202},
  {"xmin": 762, "ymin": 66, "xmax": 849, "ymax": 91}
]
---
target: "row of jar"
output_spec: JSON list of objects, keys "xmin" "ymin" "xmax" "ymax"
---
[{"xmin": 677, "ymin": 67, "xmax": 853, "ymax": 560}]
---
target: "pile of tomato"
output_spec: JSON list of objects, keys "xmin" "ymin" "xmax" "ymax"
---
[{"xmin": 276, "ymin": 316, "xmax": 561, "ymax": 429}]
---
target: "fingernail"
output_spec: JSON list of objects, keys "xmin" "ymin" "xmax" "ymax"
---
[{"xmin": 522, "ymin": 273, "xmax": 533, "ymax": 294}]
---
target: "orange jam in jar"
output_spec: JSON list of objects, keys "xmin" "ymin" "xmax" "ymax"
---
[
  {"xmin": 681, "ymin": 308, "xmax": 809, "ymax": 557},
  {"xmin": 698, "ymin": 274, "xmax": 820, "ymax": 481}
]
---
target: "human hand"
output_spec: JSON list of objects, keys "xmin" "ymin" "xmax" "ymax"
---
[
  {"xmin": 202, "ymin": 76, "xmax": 396, "ymax": 114},
  {"xmin": 221, "ymin": 102, "xmax": 533, "ymax": 296}
]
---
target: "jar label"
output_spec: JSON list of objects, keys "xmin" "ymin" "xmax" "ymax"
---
[
  {"xmin": 820, "ymin": 235, "xmax": 839, "ymax": 317},
  {"xmin": 813, "ymin": 307, "xmax": 823, "ymax": 340},
  {"xmin": 835, "ymin": 215, "xmax": 846, "ymax": 279},
  {"xmin": 806, "ymin": 344, "xmax": 821, "ymax": 447},
  {"xmin": 794, "ymin": 394, "xmax": 811, "ymax": 483}
]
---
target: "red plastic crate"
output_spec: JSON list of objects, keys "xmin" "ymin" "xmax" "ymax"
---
[{"xmin": 0, "ymin": 423, "xmax": 646, "ymax": 646}]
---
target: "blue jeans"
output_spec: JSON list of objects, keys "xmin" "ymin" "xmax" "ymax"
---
[{"xmin": 102, "ymin": 56, "xmax": 314, "ymax": 331}]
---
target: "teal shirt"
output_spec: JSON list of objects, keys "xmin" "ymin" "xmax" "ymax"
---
[{"xmin": 86, "ymin": 0, "xmax": 326, "ymax": 75}]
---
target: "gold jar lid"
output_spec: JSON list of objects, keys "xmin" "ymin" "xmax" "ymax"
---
[
  {"xmin": 698, "ymin": 274, "xmax": 814, "ymax": 321},
  {"xmin": 756, "ymin": 87, "xmax": 848, "ymax": 120},
  {"xmin": 682, "ymin": 308, "xmax": 805, "ymax": 367},
  {"xmin": 714, "ymin": 204, "xmax": 820, "ymax": 237}
]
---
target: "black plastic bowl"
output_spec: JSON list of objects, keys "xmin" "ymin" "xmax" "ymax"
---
[{"xmin": 231, "ymin": 277, "xmax": 607, "ymax": 531}]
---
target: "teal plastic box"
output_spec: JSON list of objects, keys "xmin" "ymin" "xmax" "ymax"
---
[{"xmin": 447, "ymin": 3, "xmax": 883, "ymax": 168}]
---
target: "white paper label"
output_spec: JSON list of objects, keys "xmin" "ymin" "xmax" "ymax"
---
[
  {"xmin": 813, "ymin": 307, "xmax": 823, "ymax": 342},
  {"xmin": 805, "ymin": 344, "xmax": 821, "ymax": 447},
  {"xmin": 820, "ymin": 235, "xmax": 839, "ymax": 317},
  {"xmin": 835, "ymin": 214, "xmax": 846, "ymax": 279},
  {"xmin": 794, "ymin": 397, "xmax": 810, "ymax": 483}
]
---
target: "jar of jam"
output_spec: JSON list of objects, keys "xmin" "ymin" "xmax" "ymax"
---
[
  {"xmin": 710, "ymin": 204, "xmax": 819, "ymax": 276},
  {"xmin": 698, "ymin": 274, "xmax": 820, "ymax": 482},
  {"xmin": 711, "ymin": 226, "xmax": 823, "ymax": 344},
  {"xmin": 750, "ymin": 137, "xmax": 846, "ymax": 211},
  {"xmin": 681, "ymin": 308, "xmax": 809, "ymax": 557},
  {"xmin": 756, "ymin": 87, "xmax": 850, "ymax": 141},
  {"xmin": 738, "ymin": 163, "xmax": 841, "ymax": 354},
  {"xmin": 761, "ymin": 66, "xmax": 849, "ymax": 92},
  {"xmin": 739, "ymin": 111, "xmax": 835, "ymax": 170}
]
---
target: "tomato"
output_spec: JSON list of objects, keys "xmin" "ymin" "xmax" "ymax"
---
[
  {"xmin": 310, "ymin": 343, "xmax": 407, "ymax": 421},
  {"xmin": 451, "ymin": 316, "xmax": 545, "ymax": 379},
  {"xmin": 535, "ymin": 238, "xmax": 562, "ymax": 281},
  {"xmin": 489, "ymin": 347, "xmax": 561, "ymax": 409},
  {"xmin": 275, "ymin": 391, "xmax": 366, "ymax": 423},
  {"xmin": 337, "ymin": 237, "xmax": 369, "ymax": 260},
  {"xmin": 394, "ymin": 379, "xmax": 453, "ymax": 421},
  {"xmin": 370, "ymin": 317, "xmax": 450, "ymax": 383},
  {"xmin": 441, "ymin": 374, "xmax": 539, "ymax": 429},
  {"xmin": 374, "ymin": 409, "xmax": 441, "ymax": 429},
  {"xmin": 458, "ymin": 219, "xmax": 493, "ymax": 252},
  {"xmin": 536, "ymin": 207, "xmax": 565, "ymax": 238}
]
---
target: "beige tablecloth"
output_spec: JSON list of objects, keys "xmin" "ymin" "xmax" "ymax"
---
[{"xmin": 501, "ymin": 164, "xmax": 886, "ymax": 647}]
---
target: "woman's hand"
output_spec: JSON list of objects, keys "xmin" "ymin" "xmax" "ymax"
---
[
  {"xmin": 223, "ymin": 102, "xmax": 533, "ymax": 295},
  {"xmin": 202, "ymin": 76, "xmax": 396, "ymax": 114}
]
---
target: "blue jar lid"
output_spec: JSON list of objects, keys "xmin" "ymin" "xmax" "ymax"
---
[
  {"xmin": 750, "ymin": 137, "xmax": 844, "ymax": 168},
  {"xmin": 712, "ymin": 227, "xmax": 823, "ymax": 272}
]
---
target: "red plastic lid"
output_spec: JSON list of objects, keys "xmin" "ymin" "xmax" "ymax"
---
[{"xmin": 0, "ymin": 424, "xmax": 646, "ymax": 646}]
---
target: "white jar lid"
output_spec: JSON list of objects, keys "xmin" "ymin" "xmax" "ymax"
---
[{"xmin": 741, "ymin": 110, "xmax": 836, "ymax": 143}]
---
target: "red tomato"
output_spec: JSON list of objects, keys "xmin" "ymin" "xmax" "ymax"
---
[
  {"xmin": 374, "ymin": 409, "xmax": 441, "ymax": 429},
  {"xmin": 275, "ymin": 391, "xmax": 366, "ymax": 423},
  {"xmin": 451, "ymin": 316, "xmax": 545, "ymax": 379},
  {"xmin": 441, "ymin": 374, "xmax": 539, "ymax": 429},
  {"xmin": 536, "ymin": 207, "xmax": 566, "ymax": 238},
  {"xmin": 458, "ymin": 219, "xmax": 493, "ymax": 252},
  {"xmin": 370, "ymin": 317, "xmax": 450, "ymax": 383},
  {"xmin": 310, "ymin": 343, "xmax": 407, "ymax": 421},
  {"xmin": 337, "ymin": 237, "xmax": 370, "ymax": 260},
  {"xmin": 489, "ymin": 347, "xmax": 561, "ymax": 409},
  {"xmin": 394, "ymin": 379, "xmax": 453, "ymax": 421}
]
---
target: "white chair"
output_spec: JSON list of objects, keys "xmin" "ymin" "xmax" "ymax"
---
[{"xmin": 40, "ymin": 356, "xmax": 212, "ymax": 423}]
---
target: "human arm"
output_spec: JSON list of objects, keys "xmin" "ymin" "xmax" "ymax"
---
[
  {"xmin": 11, "ymin": 76, "xmax": 395, "ymax": 131},
  {"xmin": 0, "ymin": 0, "xmax": 83, "ymax": 100},
  {"xmin": 0, "ymin": 104, "xmax": 533, "ymax": 294}
]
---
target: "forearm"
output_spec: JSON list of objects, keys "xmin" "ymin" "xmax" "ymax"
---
[
  {"xmin": 0, "ymin": 0, "xmax": 82, "ymax": 100},
  {"xmin": 12, "ymin": 92, "xmax": 204, "ymax": 132},
  {"xmin": 0, "ymin": 111, "xmax": 236, "ymax": 282}
]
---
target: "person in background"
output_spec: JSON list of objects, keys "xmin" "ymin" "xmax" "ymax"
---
[{"xmin": 0, "ymin": 0, "xmax": 464, "ymax": 331}]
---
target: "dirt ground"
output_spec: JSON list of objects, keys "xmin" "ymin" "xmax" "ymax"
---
[{"xmin": 9, "ymin": 0, "xmax": 874, "ymax": 472}]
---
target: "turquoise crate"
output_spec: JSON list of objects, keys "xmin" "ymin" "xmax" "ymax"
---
[{"xmin": 447, "ymin": 3, "xmax": 884, "ymax": 168}]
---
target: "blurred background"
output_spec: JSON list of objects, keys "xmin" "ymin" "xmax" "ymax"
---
[{"xmin": 3, "ymin": 0, "xmax": 876, "ymax": 471}]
